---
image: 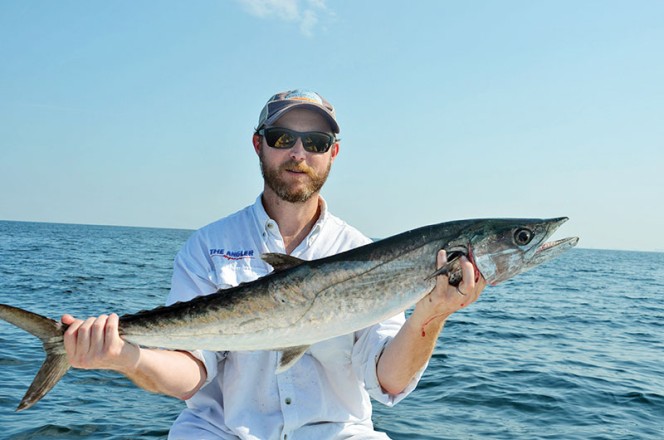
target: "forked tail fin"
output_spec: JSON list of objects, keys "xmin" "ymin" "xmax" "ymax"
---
[{"xmin": 0, "ymin": 303, "xmax": 70, "ymax": 411}]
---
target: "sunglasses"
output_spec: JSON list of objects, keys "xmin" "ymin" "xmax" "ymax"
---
[{"xmin": 258, "ymin": 127, "xmax": 336, "ymax": 154}]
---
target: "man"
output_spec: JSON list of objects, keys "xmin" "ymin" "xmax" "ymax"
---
[{"xmin": 62, "ymin": 89, "xmax": 485, "ymax": 439}]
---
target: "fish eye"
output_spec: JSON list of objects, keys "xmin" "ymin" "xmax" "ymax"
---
[{"xmin": 514, "ymin": 228, "xmax": 533, "ymax": 246}]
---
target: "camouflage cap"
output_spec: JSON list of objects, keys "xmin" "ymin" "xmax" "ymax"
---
[{"xmin": 257, "ymin": 89, "xmax": 339, "ymax": 134}]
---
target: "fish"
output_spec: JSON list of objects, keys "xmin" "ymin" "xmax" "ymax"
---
[{"xmin": 0, "ymin": 217, "xmax": 578, "ymax": 411}]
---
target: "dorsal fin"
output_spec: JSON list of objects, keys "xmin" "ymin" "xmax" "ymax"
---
[{"xmin": 261, "ymin": 253, "xmax": 305, "ymax": 271}]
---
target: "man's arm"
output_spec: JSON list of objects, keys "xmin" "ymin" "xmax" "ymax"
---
[
  {"xmin": 62, "ymin": 313, "xmax": 207, "ymax": 400},
  {"xmin": 376, "ymin": 250, "xmax": 486, "ymax": 395}
]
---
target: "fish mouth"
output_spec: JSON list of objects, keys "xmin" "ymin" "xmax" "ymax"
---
[
  {"xmin": 530, "ymin": 217, "xmax": 579, "ymax": 263},
  {"xmin": 531, "ymin": 235, "xmax": 579, "ymax": 266}
]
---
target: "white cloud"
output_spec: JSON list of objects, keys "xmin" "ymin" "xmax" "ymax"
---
[
  {"xmin": 299, "ymin": 9, "xmax": 318, "ymax": 37},
  {"xmin": 236, "ymin": 0, "xmax": 330, "ymax": 36}
]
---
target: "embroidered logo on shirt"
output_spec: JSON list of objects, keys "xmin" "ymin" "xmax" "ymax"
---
[{"xmin": 210, "ymin": 249, "xmax": 255, "ymax": 260}]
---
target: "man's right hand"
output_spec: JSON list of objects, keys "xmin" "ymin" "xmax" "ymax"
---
[
  {"xmin": 61, "ymin": 313, "xmax": 207, "ymax": 400},
  {"xmin": 62, "ymin": 313, "xmax": 140, "ymax": 374}
]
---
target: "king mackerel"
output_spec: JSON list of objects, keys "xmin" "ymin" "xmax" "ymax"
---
[{"xmin": 0, "ymin": 217, "xmax": 578, "ymax": 411}]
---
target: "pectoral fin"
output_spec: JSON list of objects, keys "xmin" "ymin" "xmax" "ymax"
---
[
  {"xmin": 424, "ymin": 252, "xmax": 464, "ymax": 286},
  {"xmin": 425, "ymin": 264, "xmax": 450, "ymax": 281},
  {"xmin": 276, "ymin": 345, "xmax": 309, "ymax": 373}
]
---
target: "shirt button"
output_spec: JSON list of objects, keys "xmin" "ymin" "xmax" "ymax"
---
[{"xmin": 285, "ymin": 397, "xmax": 292, "ymax": 405}]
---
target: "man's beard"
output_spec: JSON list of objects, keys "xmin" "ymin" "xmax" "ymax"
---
[{"xmin": 260, "ymin": 155, "xmax": 332, "ymax": 203}]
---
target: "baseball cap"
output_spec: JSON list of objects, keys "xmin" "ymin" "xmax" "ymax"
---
[{"xmin": 257, "ymin": 89, "xmax": 340, "ymax": 134}]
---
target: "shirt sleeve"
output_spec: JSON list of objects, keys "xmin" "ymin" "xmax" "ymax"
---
[{"xmin": 351, "ymin": 312, "xmax": 426, "ymax": 406}]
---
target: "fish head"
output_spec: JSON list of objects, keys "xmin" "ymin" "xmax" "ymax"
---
[{"xmin": 443, "ymin": 217, "xmax": 579, "ymax": 286}]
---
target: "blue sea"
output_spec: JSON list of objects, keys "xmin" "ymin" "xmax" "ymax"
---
[{"xmin": 0, "ymin": 220, "xmax": 662, "ymax": 439}]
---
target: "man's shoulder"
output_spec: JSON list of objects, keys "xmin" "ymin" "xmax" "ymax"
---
[
  {"xmin": 181, "ymin": 203, "xmax": 258, "ymax": 252},
  {"xmin": 322, "ymin": 212, "xmax": 373, "ymax": 248},
  {"xmin": 196, "ymin": 203, "xmax": 255, "ymax": 236},
  {"xmin": 326, "ymin": 213, "xmax": 366, "ymax": 236}
]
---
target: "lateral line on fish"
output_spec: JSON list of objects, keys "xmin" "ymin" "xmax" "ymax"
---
[{"xmin": 288, "ymin": 242, "xmax": 441, "ymax": 329}]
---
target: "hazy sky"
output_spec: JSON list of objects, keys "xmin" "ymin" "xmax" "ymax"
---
[{"xmin": 1, "ymin": 1, "xmax": 662, "ymax": 251}]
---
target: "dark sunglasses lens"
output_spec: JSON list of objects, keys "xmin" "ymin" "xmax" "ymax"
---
[
  {"xmin": 302, "ymin": 133, "xmax": 333, "ymax": 153},
  {"xmin": 265, "ymin": 129, "xmax": 296, "ymax": 149},
  {"xmin": 263, "ymin": 128, "xmax": 333, "ymax": 153}
]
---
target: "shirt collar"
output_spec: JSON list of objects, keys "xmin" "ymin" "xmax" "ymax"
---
[
  {"xmin": 252, "ymin": 194, "xmax": 271, "ymax": 230},
  {"xmin": 309, "ymin": 196, "xmax": 328, "ymax": 243},
  {"xmin": 251, "ymin": 194, "xmax": 329, "ymax": 247}
]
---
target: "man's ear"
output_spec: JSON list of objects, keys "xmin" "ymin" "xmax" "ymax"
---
[
  {"xmin": 330, "ymin": 142, "xmax": 340, "ymax": 161},
  {"xmin": 252, "ymin": 133, "xmax": 262, "ymax": 155}
]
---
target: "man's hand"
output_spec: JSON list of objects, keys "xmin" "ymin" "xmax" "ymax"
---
[
  {"xmin": 377, "ymin": 249, "xmax": 486, "ymax": 395},
  {"xmin": 62, "ymin": 313, "xmax": 140, "ymax": 374},
  {"xmin": 410, "ymin": 249, "xmax": 486, "ymax": 334},
  {"xmin": 61, "ymin": 313, "xmax": 207, "ymax": 400}
]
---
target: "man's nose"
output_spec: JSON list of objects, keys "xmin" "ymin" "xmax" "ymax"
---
[{"xmin": 289, "ymin": 137, "xmax": 307, "ymax": 161}]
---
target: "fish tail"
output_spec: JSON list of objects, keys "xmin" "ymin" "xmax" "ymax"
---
[{"xmin": 0, "ymin": 303, "xmax": 70, "ymax": 411}]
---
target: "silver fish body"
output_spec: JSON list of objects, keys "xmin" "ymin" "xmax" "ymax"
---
[{"xmin": 0, "ymin": 217, "xmax": 578, "ymax": 411}]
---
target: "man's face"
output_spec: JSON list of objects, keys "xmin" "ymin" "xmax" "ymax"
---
[{"xmin": 257, "ymin": 108, "xmax": 338, "ymax": 203}]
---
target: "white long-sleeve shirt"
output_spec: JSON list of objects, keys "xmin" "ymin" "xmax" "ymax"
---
[{"xmin": 166, "ymin": 196, "xmax": 422, "ymax": 440}]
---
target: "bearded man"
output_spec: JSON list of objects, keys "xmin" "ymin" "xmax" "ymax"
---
[{"xmin": 61, "ymin": 89, "xmax": 485, "ymax": 439}]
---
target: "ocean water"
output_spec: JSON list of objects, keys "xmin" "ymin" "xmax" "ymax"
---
[{"xmin": 0, "ymin": 220, "xmax": 662, "ymax": 439}]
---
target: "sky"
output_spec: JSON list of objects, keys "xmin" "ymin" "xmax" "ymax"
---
[{"xmin": 0, "ymin": 1, "xmax": 662, "ymax": 252}]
